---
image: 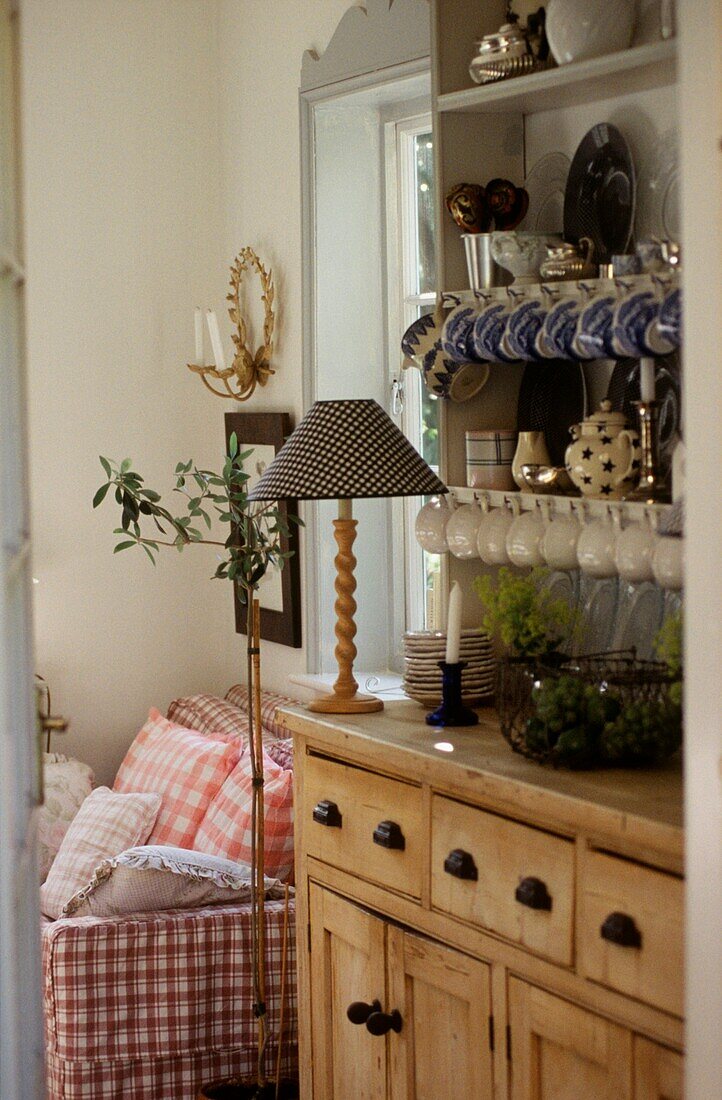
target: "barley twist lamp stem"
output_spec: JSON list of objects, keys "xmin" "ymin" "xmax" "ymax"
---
[{"xmin": 309, "ymin": 500, "xmax": 383, "ymax": 714}]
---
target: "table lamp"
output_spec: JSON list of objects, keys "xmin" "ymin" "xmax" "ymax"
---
[{"xmin": 248, "ymin": 398, "xmax": 447, "ymax": 713}]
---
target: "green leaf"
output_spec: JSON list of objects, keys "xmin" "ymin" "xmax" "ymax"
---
[
  {"xmin": 139, "ymin": 489, "xmax": 161, "ymax": 502},
  {"xmin": 229, "ymin": 432, "xmax": 239, "ymax": 458},
  {"xmin": 99, "ymin": 456, "xmax": 112, "ymax": 478},
  {"xmin": 114, "ymin": 541, "xmax": 136, "ymax": 553},
  {"xmin": 120, "ymin": 458, "xmax": 132, "ymax": 474},
  {"xmin": 93, "ymin": 482, "xmax": 111, "ymax": 508}
]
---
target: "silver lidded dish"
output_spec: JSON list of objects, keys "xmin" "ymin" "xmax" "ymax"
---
[{"xmin": 470, "ymin": 15, "xmax": 556, "ymax": 85}]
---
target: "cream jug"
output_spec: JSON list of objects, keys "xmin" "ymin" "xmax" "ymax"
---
[{"xmin": 565, "ymin": 400, "xmax": 641, "ymax": 500}]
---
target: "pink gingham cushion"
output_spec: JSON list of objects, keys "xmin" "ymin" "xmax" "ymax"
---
[
  {"xmin": 114, "ymin": 709, "xmax": 240, "ymax": 848},
  {"xmin": 224, "ymin": 685, "xmax": 297, "ymax": 741},
  {"xmin": 266, "ymin": 738, "xmax": 293, "ymax": 772},
  {"xmin": 167, "ymin": 694, "xmax": 250, "ymax": 746},
  {"xmin": 194, "ymin": 749, "xmax": 294, "ymax": 881},
  {"xmin": 40, "ymin": 786, "xmax": 161, "ymax": 919}
]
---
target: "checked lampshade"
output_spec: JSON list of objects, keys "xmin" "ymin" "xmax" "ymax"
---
[{"xmin": 247, "ymin": 399, "xmax": 447, "ymax": 502}]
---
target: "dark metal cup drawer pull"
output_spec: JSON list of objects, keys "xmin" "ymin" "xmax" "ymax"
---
[
  {"xmin": 313, "ymin": 799, "xmax": 342, "ymax": 828},
  {"xmin": 373, "ymin": 820, "xmax": 405, "ymax": 850},
  {"xmin": 600, "ymin": 911, "xmax": 642, "ymax": 948},
  {"xmin": 444, "ymin": 848, "xmax": 478, "ymax": 881},
  {"xmin": 366, "ymin": 1009, "xmax": 403, "ymax": 1036},
  {"xmin": 515, "ymin": 876, "xmax": 553, "ymax": 911},
  {"xmin": 347, "ymin": 999, "xmax": 381, "ymax": 1025}
]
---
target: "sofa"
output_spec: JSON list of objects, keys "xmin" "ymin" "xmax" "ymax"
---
[{"xmin": 40, "ymin": 689, "xmax": 298, "ymax": 1100}]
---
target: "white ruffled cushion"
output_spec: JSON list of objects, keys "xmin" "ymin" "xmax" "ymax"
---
[
  {"xmin": 38, "ymin": 754, "xmax": 95, "ymax": 881},
  {"xmin": 64, "ymin": 845, "xmax": 287, "ymax": 917}
]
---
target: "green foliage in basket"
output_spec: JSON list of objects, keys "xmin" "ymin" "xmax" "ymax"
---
[
  {"xmin": 524, "ymin": 671, "xmax": 681, "ymax": 769},
  {"xmin": 654, "ymin": 610, "xmax": 683, "ymax": 708},
  {"xmin": 474, "ymin": 567, "xmax": 573, "ymax": 659}
]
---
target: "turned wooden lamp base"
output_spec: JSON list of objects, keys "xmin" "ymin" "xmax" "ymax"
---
[{"xmin": 308, "ymin": 499, "xmax": 384, "ymax": 715}]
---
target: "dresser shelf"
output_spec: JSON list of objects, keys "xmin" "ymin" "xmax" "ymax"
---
[
  {"xmin": 437, "ymin": 39, "xmax": 676, "ymax": 117},
  {"xmin": 448, "ymin": 485, "xmax": 673, "ymax": 522}
]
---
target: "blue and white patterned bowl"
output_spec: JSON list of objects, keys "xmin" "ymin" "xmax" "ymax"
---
[
  {"xmin": 441, "ymin": 304, "xmax": 480, "ymax": 363},
  {"xmin": 471, "ymin": 299, "xmax": 519, "ymax": 363},
  {"xmin": 574, "ymin": 292, "xmax": 618, "ymax": 358},
  {"xmin": 611, "ymin": 288, "xmax": 675, "ymax": 357},
  {"xmin": 503, "ymin": 297, "xmax": 548, "ymax": 361},
  {"xmin": 537, "ymin": 295, "xmax": 583, "ymax": 359},
  {"xmin": 656, "ymin": 285, "xmax": 682, "ymax": 346}
]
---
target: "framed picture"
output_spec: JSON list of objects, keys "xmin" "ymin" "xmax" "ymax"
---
[{"xmin": 224, "ymin": 411, "xmax": 302, "ymax": 648}]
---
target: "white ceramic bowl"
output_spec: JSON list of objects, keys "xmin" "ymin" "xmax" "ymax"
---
[
  {"xmin": 541, "ymin": 511, "xmax": 582, "ymax": 571},
  {"xmin": 506, "ymin": 508, "xmax": 546, "ymax": 568},
  {"xmin": 614, "ymin": 518, "xmax": 657, "ymax": 584},
  {"xmin": 576, "ymin": 516, "xmax": 619, "ymax": 578},
  {"xmin": 652, "ymin": 536, "xmax": 684, "ymax": 590},
  {"xmin": 445, "ymin": 501, "xmax": 483, "ymax": 559},
  {"xmin": 546, "ymin": 0, "xmax": 634, "ymax": 65},
  {"xmin": 477, "ymin": 503, "xmax": 517, "ymax": 565},
  {"xmin": 415, "ymin": 496, "xmax": 452, "ymax": 554},
  {"xmin": 490, "ymin": 231, "xmax": 563, "ymax": 284}
]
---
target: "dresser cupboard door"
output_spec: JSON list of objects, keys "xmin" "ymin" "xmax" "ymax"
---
[
  {"xmin": 309, "ymin": 885, "xmax": 388, "ymax": 1100},
  {"xmin": 634, "ymin": 1037, "xmax": 684, "ymax": 1100},
  {"xmin": 508, "ymin": 979, "xmax": 633, "ymax": 1100},
  {"xmin": 386, "ymin": 927, "xmax": 494, "ymax": 1099}
]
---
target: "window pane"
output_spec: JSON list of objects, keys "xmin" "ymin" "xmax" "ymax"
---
[{"xmin": 413, "ymin": 132, "xmax": 436, "ymax": 295}]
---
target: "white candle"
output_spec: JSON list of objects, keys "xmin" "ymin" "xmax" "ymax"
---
[
  {"xmin": 640, "ymin": 357, "xmax": 656, "ymax": 402},
  {"xmin": 194, "ymin": 307, "xmax": 204, "ymax": 364},
  {"xmin": 445, "ymin": 581, "xmax": 462, "ymax": 664},
  {"xmin": 206, "ymin": 309, "xmax": 226, "ymax": 372}
]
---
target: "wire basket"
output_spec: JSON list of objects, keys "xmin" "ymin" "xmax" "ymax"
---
[{"xmin": 497, "ymin": 649, "xmax": 682, "ymax": 769}]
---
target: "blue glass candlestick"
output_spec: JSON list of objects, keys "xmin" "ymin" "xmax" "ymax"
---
[{"xmin": 426, "ymin": 661, "xmax": 479, "ymax": 727}]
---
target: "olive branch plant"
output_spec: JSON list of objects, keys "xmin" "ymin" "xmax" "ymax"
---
[{"xmin": 93, "ymin": 432, "xmax": 301, "ymax": 1096}]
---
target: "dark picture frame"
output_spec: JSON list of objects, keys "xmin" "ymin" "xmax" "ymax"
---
[{"xmin": 224, "ymin": 411, "xmax": 302, "ymax": 648}]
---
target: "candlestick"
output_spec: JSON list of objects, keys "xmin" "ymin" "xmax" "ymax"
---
[
  {"xmin": 426, "ymin": 661, "xmax": 479, "ymax": 728},
  {"xmin": 445, "ymin": 581, "xmax": 462, "ymax": 663},
  {"xmin": 624, "ymin": 400, "xmax": 672, "ymax": 503},
  {"xmin": 205, "ymin": 309, "xmax": 226, "ymax": 372},
  {"xmin": 640, "ymin": 357, "xmax": 656, "ymax": 402},
  {"xmin": 194, "ymin": 307, "xmax": 204, "ymax": 364}
]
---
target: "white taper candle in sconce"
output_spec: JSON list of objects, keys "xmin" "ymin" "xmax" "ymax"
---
[
  {"xmin": 194, "ymin": 307, "xmax": 204, "ymax": 364},
  {"xmin": 640, "ymin": 357, "xmax": 656, "ymax": 402},
  {"xmin": 445, "ymin": 581, "xmax": 462, "ymax": 664},
  {"xmin": 205, "ymin": 309, "xmax": 226, "ymax": 372}
]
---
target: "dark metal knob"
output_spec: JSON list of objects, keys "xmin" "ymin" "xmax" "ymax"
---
[
  {"xmin": 366, "ymin": 1009, "xmax": 403, "ymax": 1036},
  {"xmin": 373, "ymin": 820, "xmax": 405, "ymax": 850},
  {"xmin": 347, "ymin": 999, "xmax": 381, "ymax": 1025},
  {"xmin": 313, "ymin": 799, "xmax": 342, "ymax": 828},
  {"xmin": 515, "ymin": 876, "xmax": 553, "ymax": 911},
  {"xmin": 600, "ymin": 911, "xmax": 642, "ymax": 948},
  {"xmin": 444, "ymin": 849, "xmax": 478, "ymax": 881}
]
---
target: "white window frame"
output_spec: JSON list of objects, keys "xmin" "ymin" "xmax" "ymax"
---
[{"xmin": 384, "ymin": 111, "xmax": 437, "ymax": 659}]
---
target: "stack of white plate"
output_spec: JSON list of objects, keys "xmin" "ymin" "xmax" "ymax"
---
[{"xmin": 402, "ymin": 629, "xmax": 496, "ymax": 706}]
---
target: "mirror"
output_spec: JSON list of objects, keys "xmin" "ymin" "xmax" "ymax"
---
[{"xmin": 300, "ymin": 0, "xmax": 431, "ymax": 676}]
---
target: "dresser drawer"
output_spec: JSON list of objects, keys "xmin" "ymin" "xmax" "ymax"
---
[
  {"xmin": 430, "ymin": 795, "xmax": 575, "ymax": 965},
  {"xmin": 303, "ymin": 752, "xmax": 424, "ymax": 899},
  {"xmin": 580, "ymin": 850, "xmax": 683, "ymax": 1017}
]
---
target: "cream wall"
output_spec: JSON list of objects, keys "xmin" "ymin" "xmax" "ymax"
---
[{"xmin": 21, "ymin": 0, "xmax": 354, "ymax": 784}]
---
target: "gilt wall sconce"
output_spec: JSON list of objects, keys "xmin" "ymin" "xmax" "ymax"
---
[{"xmin": 188, "ymin": 247, "xmax": 276, "ymax": 401}]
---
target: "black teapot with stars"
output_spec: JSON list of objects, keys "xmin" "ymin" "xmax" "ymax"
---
[{"xmin": 565, "ymin": 400, "xmax": 641, "ymax": 500}]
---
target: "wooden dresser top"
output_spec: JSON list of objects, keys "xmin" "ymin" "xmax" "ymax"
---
[{"xmin": 279, "ymin": 700, "xmax": 684, "ymax": 869}]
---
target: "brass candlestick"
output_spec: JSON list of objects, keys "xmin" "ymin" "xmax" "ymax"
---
[{"xmin": 624, "ymin": 400, "xmax": 672, "ymax": 503}]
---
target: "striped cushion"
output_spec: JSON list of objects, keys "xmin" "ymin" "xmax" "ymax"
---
[
  {"xmin": 114, "ymin": 709, "xmax": 240, "ymax": 849},
  {"xmin": 194, "ymin": 749, "xmax": 294, "ymax": 882},
  {"xmin": 225, "ymin": 684, "xmax": 297, "ymax": 740},
  {"xmin": 40, "ymin": 787, "xmax": 161, "ymax": 919},
  {"xmin": 166, "ymin": 694, "xmax": 250, "ymax": 746}
]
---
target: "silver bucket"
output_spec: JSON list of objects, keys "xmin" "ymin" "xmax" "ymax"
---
[{"xmin": 462, "ymin": 232, "xmax": 504, "ymax": 291}]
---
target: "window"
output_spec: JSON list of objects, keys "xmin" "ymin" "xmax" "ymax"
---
[{"xmin": 385, "ymin": 114, "xmax": 441, "ymax": 642}]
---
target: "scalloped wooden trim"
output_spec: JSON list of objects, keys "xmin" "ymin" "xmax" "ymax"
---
[{"xmin": 301, "ymin": 0, "xmax": 430, "ymax": 93}]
